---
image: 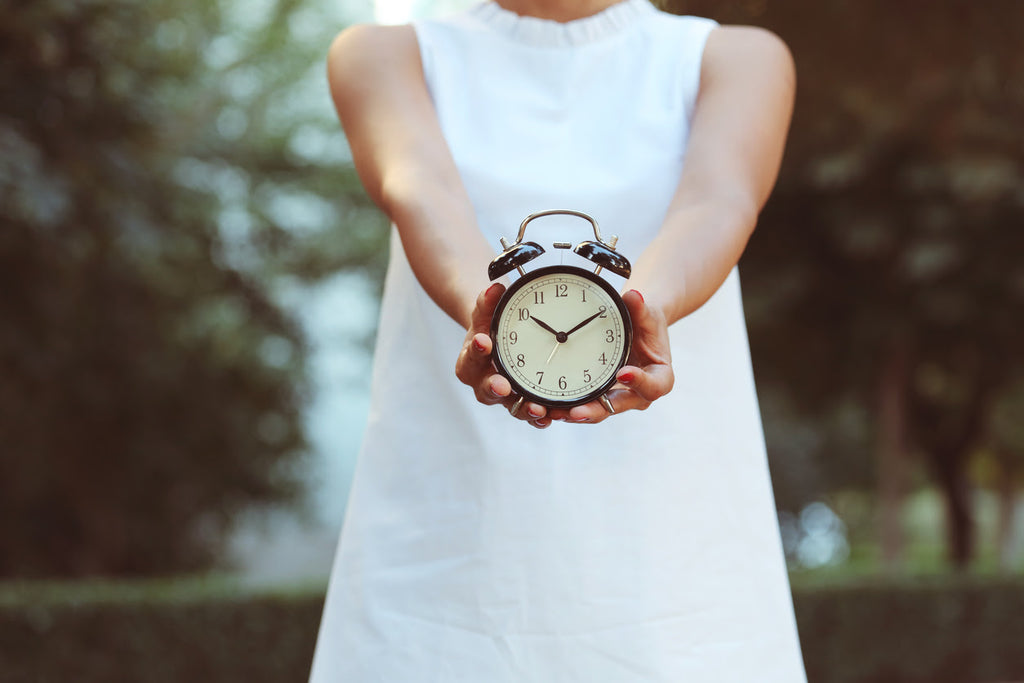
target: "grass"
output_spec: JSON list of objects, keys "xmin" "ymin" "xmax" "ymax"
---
[{"xmin": 0, "ymin": 572, "xmax": 327, "ymax": 608}]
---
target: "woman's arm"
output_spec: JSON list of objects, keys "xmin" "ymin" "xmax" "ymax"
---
[
  {"xmin": 327, "ymin": 24, "xmax": 493, "ymax": 328},
  {"xmin": 565, "ymin": 26, "xmax": 796, "ymax": 423},
  {"xmin": 328, "ymin": 24, "xmax": 552, "ymax": 427},
  {"xmin": 626, "ymin": 26, "xmax": 796, "ymax": 323}
]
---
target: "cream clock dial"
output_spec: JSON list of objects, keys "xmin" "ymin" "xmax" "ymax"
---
[{"xmin": 491, "ymin": 265, "xmax": 631, "ymax": 408}]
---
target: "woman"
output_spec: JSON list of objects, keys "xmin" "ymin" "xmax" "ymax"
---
[{"xmin": 311, "ymin": 0, "xmax": 804, "ymax": 680}]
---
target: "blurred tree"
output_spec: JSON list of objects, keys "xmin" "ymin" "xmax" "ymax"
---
[
  {"xmin": 668, "ymin": 0, "xmax": 1024, "ymax": 568},
  {"xmin": 983, "ymin": 381, "xmax": 1024, "ymax": 570},
  {"xmin": 0, "ymin": 0, "xmax": 384, "ymax": 577}
]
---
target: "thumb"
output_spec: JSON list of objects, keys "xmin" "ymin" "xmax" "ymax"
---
[
  {"xmin": 470, "ymin": 282, "xmax": 506, "ymax": 333},
  {"xmin": 622, "ymin": 289, "xmax": 651, "ymax": 331}
]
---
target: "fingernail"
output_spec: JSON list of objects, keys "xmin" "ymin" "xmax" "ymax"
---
[
  {"xmin": 570, "ymin": 417, "xmax": 591, "ymax": 423},
  {"xmin": 619, "ymin": 371, "xmax": 635, "ymax": 384},
  {"xmin": 473, "ymin": 339, "xmax": 486, "ymax": 353},
  {"xmin": 628, "ymin": 289, "xmax": 644, "ymax": 304},
  {"xmin": 528, "ymin": 406, "xmax": 544, "ymax": 418},
  {"xmin": 486, "ymin": 282, "xmax": 504, "ymax": 296}
]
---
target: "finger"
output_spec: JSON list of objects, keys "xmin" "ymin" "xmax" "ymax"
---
[
  {"xmin": 566, "ymin": 398, "xmax": 617, "ymax": 424},
  {"xmin": 565, "ymin": 384, "xmax": 658, "ymax": 424},
  {"xmin": 497, "ymin": 395, "xmax": 548, "ymax": 428},
  {"xmin": 617, "ymin": 363, "xmax": 674, "ymax": 402},
  {"xmin": 603, "ymin": 387, "xmax": 655, "ymax": 414},
  {"xmin": 546, "ymin": 407, "xmax": 572, "ymax": 422},
  {"xmin": 525, "ymin": 402, "xmax": 548, "ymax": 420},
  {"xmin": 470, "ymin": 372, "xmax": 511, "ymax": 406},
  {"xmin": 480, "ymin": 373, "xmax": 512, "ymax": 405},
  {"xmin": 565, "ymin": 378, "xmax": 667, "ymax": 421},
  {"xmin": 455, "ymin": 332, "xmax": 493, "ymax": 386},
  {"xmin": 507, "ymin": 397, "xmax": 548, "ymax": 422}
]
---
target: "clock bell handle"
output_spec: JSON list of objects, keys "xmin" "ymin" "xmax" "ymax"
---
[{"xmin": 514, "ymin": 209, "xmax": 608, "ymax": 245}]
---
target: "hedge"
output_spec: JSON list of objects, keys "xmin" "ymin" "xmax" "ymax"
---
[
  {"xmin": 1, "ymin": 576, "xmax": 1022, "ymax": 683},
  {"xmin": 794, "ymin": 576, "xmax": 1024, "ymax": 683},
  {"xmin": 0, "ymin": 579, "xmax": 322, "ymax": 683}
]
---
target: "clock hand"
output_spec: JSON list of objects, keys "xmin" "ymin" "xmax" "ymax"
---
[
  {"xmin": 563, "ymin": 307, "xmax": 606, "ymax": 338},
  {"xmin": 530, "ymin": 316, "xmax": 560, "ymax": 338},
  {"xmin": 546, "ymin": 341, "xmax": 560, "ymax": 365}
]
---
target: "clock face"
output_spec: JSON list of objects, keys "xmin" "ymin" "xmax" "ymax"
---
[{"xmin": 491, "ymin": 265, "xmax": 631, "ymax": 408}]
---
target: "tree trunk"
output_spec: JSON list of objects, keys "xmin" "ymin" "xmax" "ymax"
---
[
  {"xmin": 995, "ymin": 449, "xmax": 1018, "ymax": 572},
  {"xmin": 933, "ymin": 447, "xmax": 974, "ymax": 569},
  {"xmin": 914, "ymin": 347, "xmax": 1000, "ymax": 571},
  {"xmin": 877, "ymin": 338, "xmax": 910, "ymax": 572}
]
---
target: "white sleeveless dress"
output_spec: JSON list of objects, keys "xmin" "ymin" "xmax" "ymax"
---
[{"xmin": 310, "ymin": 1, "xmax": 806, "ymax": 681}]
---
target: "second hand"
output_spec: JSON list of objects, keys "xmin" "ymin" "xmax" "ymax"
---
[{"xmin": 546, "ymin": 341, "xmax": 561, "ymax": 365}]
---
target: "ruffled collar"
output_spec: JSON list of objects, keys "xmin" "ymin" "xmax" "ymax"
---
[{"xmin": 469, "ymin": 0, "xmax": 654, "ymax": 47}]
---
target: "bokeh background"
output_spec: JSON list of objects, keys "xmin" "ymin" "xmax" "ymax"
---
[{"xmin": 2, "ymin": 0, "xmax": 1022, "ymax": 681}]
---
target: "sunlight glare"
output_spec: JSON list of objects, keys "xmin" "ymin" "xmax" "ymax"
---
[
  {"xmin": 375, "ymin": 0, "xmax": 479, "ymax": 23},
  {"xmin": 375, "ymin": 0, "xmax": 419, "ymax": 24}
]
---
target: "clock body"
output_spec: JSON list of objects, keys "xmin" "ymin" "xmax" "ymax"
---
[{"xmin": 490, "ymin": 265, "xmax": 632, "ymax": 408}]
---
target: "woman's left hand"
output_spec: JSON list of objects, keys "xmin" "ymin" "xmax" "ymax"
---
[{"xmin": 553, "ymin": 289, "xmax": 675, "ymax": 424}]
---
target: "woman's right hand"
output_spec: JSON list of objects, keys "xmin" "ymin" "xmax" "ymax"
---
[{"xmin": 455, "ymin": 283, "xmax": 553, "ymax": 429}]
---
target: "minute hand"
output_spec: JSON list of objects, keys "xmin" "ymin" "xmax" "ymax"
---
[{"xmin": 564, "ymin": 309, "xmax": 605, "ymax": 338}]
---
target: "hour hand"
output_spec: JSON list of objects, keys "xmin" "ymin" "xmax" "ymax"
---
[{"xmin": 530, "ymin": 315, "xmax": 560, "ymax": 338}]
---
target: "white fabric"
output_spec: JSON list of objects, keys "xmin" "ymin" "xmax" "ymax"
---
[{"xmin": 310, "ymin": 1, "xmax": 806, "ymax": 680}]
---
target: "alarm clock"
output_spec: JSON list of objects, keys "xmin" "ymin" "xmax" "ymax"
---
[{"xmin": 487, "ymin": 210, "xmax": 632, "ymax": 416}]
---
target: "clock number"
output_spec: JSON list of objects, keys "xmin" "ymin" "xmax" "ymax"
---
[
  {"xmin": 583, "ymin": 369, "xmax": 592, "ymax": 383},
  {"xmin": 509, "ymin": 331, "xmax": 518, "ymax": 345},
  {"xmin": 535, "ymin": 371, "xmax": 544, "ymax": 384},
  {"xmin": 599, "ymin": 306, "xmax": 607, "ymax": 318},
  {"xmin": 598, "ymin": 353, "xmax": 608, "ymax": 365},
  {"xmin": 534, "ymin": 291, "xmax": 545, "ymax": 305},
  {"xmin": 516, "ymin": 354, "xmax": 526, "ymax": 367},
  {"xmin": 555, "ymin": 284, "xmax": 568, "ymax": 298},
  {"xmin": 605, "ymin": 329, "xmax": 615, "ymax": 343},
  {"xmin": 581, "ymin": 289, "xmax": 587, "ymax": 303},
  {"xmin": 518, "ymin": 308, "xmax": 530, "ymax": 321},
  {"xmin": 558, "ymin": 376, "xmax": 567, "ymax": 390}
]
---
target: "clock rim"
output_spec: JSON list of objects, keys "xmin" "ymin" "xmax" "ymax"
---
[{"xmin": 489, "ymin": 264, "xmax": 632, "ymax": 409}]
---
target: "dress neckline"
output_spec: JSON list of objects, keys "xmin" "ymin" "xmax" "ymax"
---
[{"xmin": 469, "ymin": 0, "xmax": 655, "ymax": 47}]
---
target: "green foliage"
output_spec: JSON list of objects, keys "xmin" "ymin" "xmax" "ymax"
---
[
  {"xmin": 0, "ymin": 0, "xmax": 384, "ymax": 578},
  {"xmin": 2, "ymin": 576, "xmax": 1024, "ymax": 683},
  {"xmin": 667, "ymin": 1, "xmax": 1024, "ymax": 545}
]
